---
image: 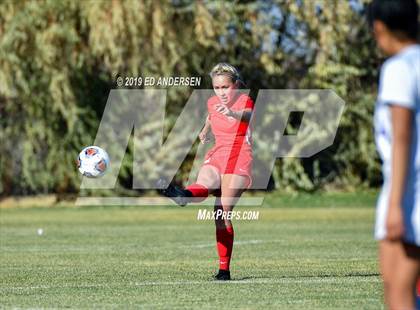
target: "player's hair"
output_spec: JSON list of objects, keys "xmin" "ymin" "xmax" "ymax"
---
[
  {"xmin": 209, "ymin": 63, "xmax": 245, "ymax": 87},
  {"xmin": 368, "ymin": 0, "xmax": 419, "ymax": 40}
]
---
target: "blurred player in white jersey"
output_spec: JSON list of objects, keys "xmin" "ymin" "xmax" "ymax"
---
[{"xmin": 368, "ymin": 0, "xmax": 420, "ymax": 308}]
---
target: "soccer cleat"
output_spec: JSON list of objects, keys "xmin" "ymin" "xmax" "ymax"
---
[
  {"xmin": 214, "ymin": 269, "xmax": 231, "ymax": 281},
  {"xmin": 156, "ymin": 178, "xmax": 191, "ymax": 207}
]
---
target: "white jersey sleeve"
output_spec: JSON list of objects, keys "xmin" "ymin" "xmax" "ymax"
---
[{"xmin": 378, "ymin": 57, "xmax": 417, "ymax": 109}]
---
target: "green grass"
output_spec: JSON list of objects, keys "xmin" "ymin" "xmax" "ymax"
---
[{"xmin": 0, "ymin": 192, "xmax": 382, "ymax": 309}]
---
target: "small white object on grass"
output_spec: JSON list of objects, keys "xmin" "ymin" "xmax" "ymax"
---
[{"xmin": 37, "ymin": 228, "xmax": 44, "ymax": 236}]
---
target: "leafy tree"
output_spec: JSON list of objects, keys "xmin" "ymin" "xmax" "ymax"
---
[{"xmin": 0, "ymin": 0, "xmax": 383, "ymax": 196}]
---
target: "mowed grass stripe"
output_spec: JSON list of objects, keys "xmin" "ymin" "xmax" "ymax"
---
[
  {"xmin": 0, "ymin": 193, "xmax": 381, "ymax": 309},
  {"xmin": 1, "ymin": 274, "xmax": 380, "ymax": 291}
]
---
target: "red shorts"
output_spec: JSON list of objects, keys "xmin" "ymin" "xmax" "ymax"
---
[{"xmin": 202, "ymin": 144, "xmax": 253, "ymax": 188}]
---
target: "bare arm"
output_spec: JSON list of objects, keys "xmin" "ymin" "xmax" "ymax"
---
[
  {"xmin": 386, "ymin": 105, "xmax": 412, "ymax": 240},
  {"xmin": 215, "ymin": 105, "xmax": 253, "ymax": 122},
  {"xmin": 203, "ymin": 114, "xmax": 211, "ymax": 130},
  {"xmin": 230, "ymin": 108, "xmax": 253, "ymax": 122},
  {"xmin": 199, "ymin": 115, "xmax": 211, "ymax": 144}
]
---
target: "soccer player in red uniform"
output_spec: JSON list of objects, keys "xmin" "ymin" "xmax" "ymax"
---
[{"xmin": 159, "ymin": 63, "xmax": 254, "ymax": 280}]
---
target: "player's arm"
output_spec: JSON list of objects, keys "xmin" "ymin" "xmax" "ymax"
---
[
  {"xmin": 215, "ymin": 106, "xmax": 253, "ymax": 122},
  {"xmin": 204, "ymin": 114, "xmax": 211, "ymax": 128},
  {"xmin": 387, "ymin": 105, "xmax": 413, "ymax": 241},
  {"xmin": 199, "ymin": 114, "xmax": 211, "ymax": 144},
  {"xmin": 215, "ymin": 96, "xmax": 254, "ymax": 122},
  {"xmin": 202, "ymin": 114, "xmax": 211, "ymax": 132},
  {"xmin": 230, "ymin": 109, "xmax": 252, "ymax": 122}
]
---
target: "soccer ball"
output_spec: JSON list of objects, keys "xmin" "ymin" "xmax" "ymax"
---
[{"xmin": 77, "ymin": 146, "xmax": 110, "ymax": 178}]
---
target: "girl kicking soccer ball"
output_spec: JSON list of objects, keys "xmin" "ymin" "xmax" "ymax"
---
[{"xmin": 159, "ymin": 63, "xmax": 254, "ymax": 281}]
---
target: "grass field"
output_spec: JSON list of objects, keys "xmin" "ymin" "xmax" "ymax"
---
[{"xmin": 0, "ymin": 191, "xmax": 383, "ymax": 309}]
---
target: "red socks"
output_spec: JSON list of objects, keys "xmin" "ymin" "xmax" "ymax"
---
[
  {"xmin": 188, "ymin": 183, "xmax": 233, "ymax": 271},
  {"xmin": 185, "ymin": 183, "xmax": 209, "ymax": 202},
  {"xmin": 216, "ymin": 226, "xmax": 234, "ymax": 271}
]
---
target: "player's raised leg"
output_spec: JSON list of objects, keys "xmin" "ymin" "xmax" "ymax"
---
[
  {"xmin": 158, "ymin": 165, "xmax": 220, "ymax": 206},
  {"xmin": 186, "ymin": 165, "xmax": 221, "ymax": 203},
  {"xmin": 214, "ymin": 174, "xmax": 248, "ymax": 280}
]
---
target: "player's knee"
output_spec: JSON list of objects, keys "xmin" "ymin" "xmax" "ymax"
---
[
  {"xmin": 381, "ymin": 271, "xmax": 392, "ymax": 287},
  {"xmin": 198, "ymin": 175, "xmax": 218, "ymax": 190}
]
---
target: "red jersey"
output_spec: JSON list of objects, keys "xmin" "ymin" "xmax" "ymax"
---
[{"xmin": 207, "ymin": 93, "xmax": 254, "ymax": 148}]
